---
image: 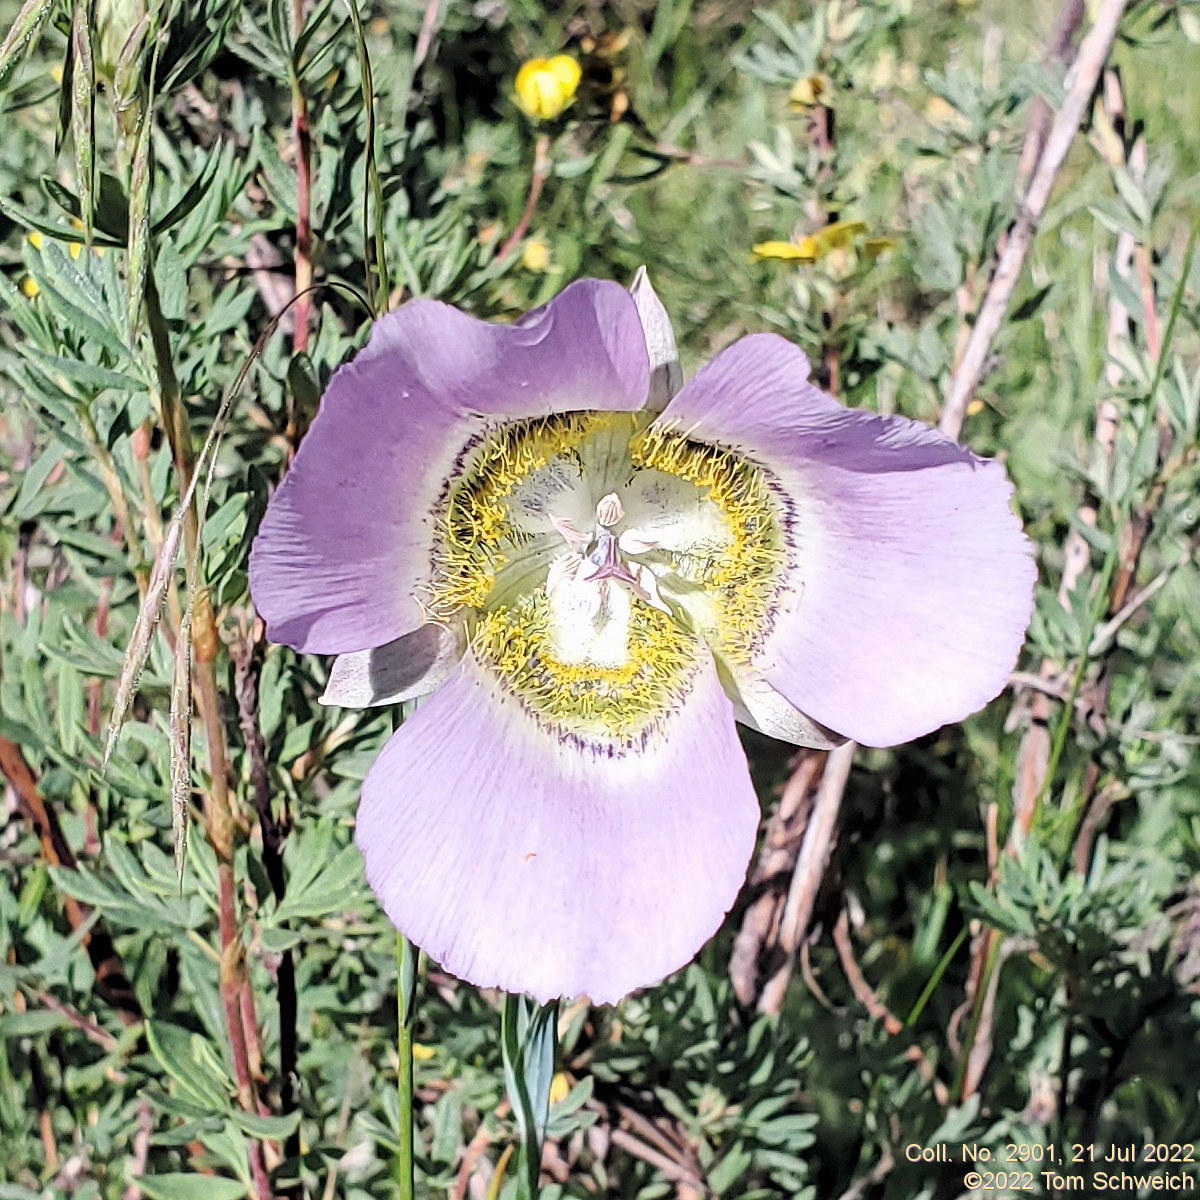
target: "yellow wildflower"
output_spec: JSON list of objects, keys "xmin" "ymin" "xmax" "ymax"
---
[
  {"xmin": 788, "ymin": 73, "xmax": 830, "ymax": 109},
  {"xmin": 412, "ymin": 1043, "xmax": 436, "ymax": 1062},
  {"xmin": 549, "ymin": 1071, "xmax": 571, "ymax": 1105},
  {"xmin": 754, "ymin": 221, "xmax": 893, "ymax": 266},
  {"xmin": 520, "ymin": 236, "xmax": 552, "ymax": 273},
  {"xmin": 20, "ymin": 276, "xmax": 39, "ymax": 298},
  {"xmin": 752, "ymin": 238, "xmax": 816, "ymax": 262},
  {"xmin": 514, "ymin": 55, "xmax": 581, "ymax": 121},
  {"xmin": 809, "ymin": 220, "xmax": 865, "ymax": 257}
]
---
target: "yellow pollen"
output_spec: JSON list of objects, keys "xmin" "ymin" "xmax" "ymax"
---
[
  {"xmin": 629, "ymin": 423, "xmax": 784, "ymax": 662},
  {"xmin": 473, "ymin": 595, "xmax": 697, "ymax": 740},
  {"xmin": 428, "ymin": 411, "xmax": 635, "ymax": 620}
]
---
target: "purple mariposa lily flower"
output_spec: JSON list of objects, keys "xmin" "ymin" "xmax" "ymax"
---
[{"xmin": 249, "ymin": 273, "xmax": 1034, "ymax": 1004}]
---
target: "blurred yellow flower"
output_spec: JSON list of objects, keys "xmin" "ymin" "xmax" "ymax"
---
[
  {"xmin": 514, "ymin": 55, "xmax": 581, "ymax": 121},
  {"xmin": 412, "ymin": 1043, "xmax": 436, "ymax": 1062},
  {"xmin": 27, "ymin": 232, "xmax": 44, "ymax": 250},
  {"xmin": 549, "ymin": 1071, "xmax": 571, "ymax": 1105},
  {"xmin": 925, "ymin": 95, "xmax": 970, "ymax": 133},
  {"xmin": 20, "ymin": 276, "xmax": 39, "ymax": 298},
  {"xmin": 520, "ymin": 236, "xmax": 552, "ymax": 272},
  {"xmin": 788, "ymin": 73, "xmax": 830, "ymax": 109},
  {"xmin": 753, "ymin": 221, "xmax": 881, "ymax": 265},
  {"xmin": 752, "ymin": 238, "xmax": 816, "ymax": 262}
]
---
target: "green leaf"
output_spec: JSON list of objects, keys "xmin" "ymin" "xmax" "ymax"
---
[
  {"xmin": 138, "ymin": 1176, "xmax": 248, "ymax": 1200},
  {"xmin": 271, "ymin": 844, "xmax": 364, "ymax": 924},
  {"xmin": 230, "ymin": 1108, "xmax": 302, "ymax": 1139},
  {"xmin": 0, "ymin": 191, "xmax": 122, "ymax": 248},
  {"xmin": 11, "ymin": 438, "xmax": 66, "ymax": 520},
  {"xmin": 152, "ymin": 142, "xmax": 228, "ymax": 237},
  {"xmin": 156, "ymin": 238, "xmax": 188, "ymax": 321},
  {"xmin": 17, "ymin": 344, "xmax": 145, "ymax": 394},
  {"xmin": 0, "ymin": 1010, "xmax": 72, "ymax": 1037},
  {"xmin": 145, "ymin": 1021, "xmax": 234, "ymax": 1112},
  {"xmin": 0, "ymin": 0, "xmax": 55, "ymax": 89}
]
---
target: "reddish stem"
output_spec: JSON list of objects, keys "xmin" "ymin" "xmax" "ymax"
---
[{"xmin": 497, "ymin": 134, "xmax": 550, "ymax": 263}]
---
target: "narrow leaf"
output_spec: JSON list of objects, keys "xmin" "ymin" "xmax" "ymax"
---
[
  {"xmin": 0, "ymin": 0, "xmax": 54, "ymax": 88},
  {"xmin": 170, "ymin": 609, "xmax": 192, "ymax": 885},
  {"xmin": 138, "ymin": 1175, "xmax": 248, "ymax": 1200}
]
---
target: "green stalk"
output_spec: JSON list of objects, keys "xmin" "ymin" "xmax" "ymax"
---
[
  {"xmin": 501, "ymin": 994, "xmax": 558, "ymax": 1200},
  {"xmin": 395, "ymin": 931, "xmax": 417, "ymax": 1200},
  {"xmin": 343, "ymin": 0, "xmax": 389, "ymax": 312}
]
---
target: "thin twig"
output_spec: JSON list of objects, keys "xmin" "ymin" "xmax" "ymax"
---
[
  {"xmin": 144, "ymin": 274, "xmax": 273, "ymax": 1200},
  {"xmin": 27, "ymin": 987, "xmax": 119, "ymax": 1052},
  {"xmin": 1014, "ymin": 0, "xmax": 1087, "ymax": 189},
  {"xmin": 832, "ymin": 912, "xmax": 949, "ymax": 1106},
  {"xmin": 609, "ymin": 1131, "xmax": 704, "ymax": 1191},
  {"xmin": 757, "ymin": 741, "xmax": 855, "ymax": 1015},
  {"xmin": 1088, "ymin": 543, "xmax": 1194, "ymax": 657},
  {"xmin": 733, "ymin": 4, "xmax": 1128, "ymax": 1008},
  {"xmin": 729, "ymin": 749, "xmax": 824, "ymax": 1007},
  {"xmin": 496, "ymin": 134, "xmax": 551, "ymax": 263},
  {"xmin": 412, "ymin": 0, "xmax": 442, "ymax": 72},
  {"xmin": 837, "ymin": 1145, "xmax": 895, "ymax": 1200},
  {"xmin": 946, "ymin": 4, "xmax": 1129, "ymax": 1102},
  {"xmin": 939, "ymin": 0, "xmax": 1130, "ymax": 439},
  {"xmin": 289, "ymin": 0, "xmax": 313, "ymax": 441},
  {"xmin": 0, "ymin": 735, "xmax": 143, "ymax": 1025},
  {"xmin": 121, "ymin": 1098, "xmax": 153, "ymax": 1200}
]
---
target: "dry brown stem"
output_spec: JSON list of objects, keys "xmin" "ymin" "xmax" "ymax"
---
[
  {"xmin": 497, "ymin": 134, "xmax": 551, "ymax": 263},
  {"xmin": 939, "ymin": 0, "xmax": 1130, "ymax": 439},
  {"xmin": 0, "ymin": 735, "xmax": 142, "ymax": 1025},
  {"xmin": 947, "ymin": 4, "xmax": 1130, "ymax": 1100},
  {"xmin": 729, "ymin": 749, "xmax": 825, "ymax": 1007},
  {"xmin": 756, "ymin": 741, "xmax": 855, "ymax": 1014},
  {"xmin": 290, "ymin": 0, "xmax": 313, "ymax": 366},
  {"xmin": 832, "ymin": 912, "xmax": 949, "ymax": 1106},
  {"xmin": 1013, "ymin": 0, "xmax": 1087, "ymax": 189}
]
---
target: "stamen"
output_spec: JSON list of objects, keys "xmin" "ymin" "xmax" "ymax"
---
[
  {"xmin": 427, "ymin": 412, "xmax": 634, "ymax": 619},
  {"xmin": 596, "ymin": 492, "xmax": 624, "ymax": 527},
  {"xmin": 472, "ymin": 595, "xmax": 699, "ymax": 742},
  {"xmin": 629, "ymin": 422, "xmax": 786, "ymax": 661}
]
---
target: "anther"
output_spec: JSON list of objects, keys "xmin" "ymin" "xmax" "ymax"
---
[{"xmin": 596, "ymin": 493, "xmax": 624, "ymax": 527}]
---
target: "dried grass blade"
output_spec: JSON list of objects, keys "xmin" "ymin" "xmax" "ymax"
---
[
  {"xmin": 103, "ymin": 516, "xmax": 182, "ymax": 771},
  {"xmin": 126, "ymin": 102, "xmax": 152, "ymax": 335},
  {"xmin": 70, "ymin": 0, "xmax": 94, "ymax": 247}
]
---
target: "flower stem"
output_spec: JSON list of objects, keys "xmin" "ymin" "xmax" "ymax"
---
[
  {"xmin": 501, "ymin": 993, "xmax": 558, "ymax": 1200},
  {"xmin": 395, "ymin": 932, "xmax": 417, "ymax": 1200}
]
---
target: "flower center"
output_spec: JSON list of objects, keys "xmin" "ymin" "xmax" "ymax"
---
[{"xmin": 428, "ymin": 411, "xmax": 788, "ymax": 741}]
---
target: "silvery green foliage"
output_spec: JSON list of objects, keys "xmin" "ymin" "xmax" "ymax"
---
[{"xmin": 1, "ymin": 0, "xmax": 1198, "ymax": 1197}]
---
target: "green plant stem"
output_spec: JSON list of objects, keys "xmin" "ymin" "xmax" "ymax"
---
[
  {"xmin": 501, "ymin": 994, "xmax": 557, "ymax": 1200},
  {"xmin": 344, "ymin": 0, "xmax": 389, "ymax": 312},
  {"xmin": 395, "ymin": 931, "xmax": 416, "ymax": 1200}
]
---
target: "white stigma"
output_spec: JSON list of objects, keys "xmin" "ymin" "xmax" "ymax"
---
[{"xmin": 545, "ymin": 494, "xmax": 669, "ymax": 615}]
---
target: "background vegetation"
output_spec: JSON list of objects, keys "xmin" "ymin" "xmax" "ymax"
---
[{"xmin": 1, "ymin": 0, "xmax": 1199, "ymax": 1196}]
